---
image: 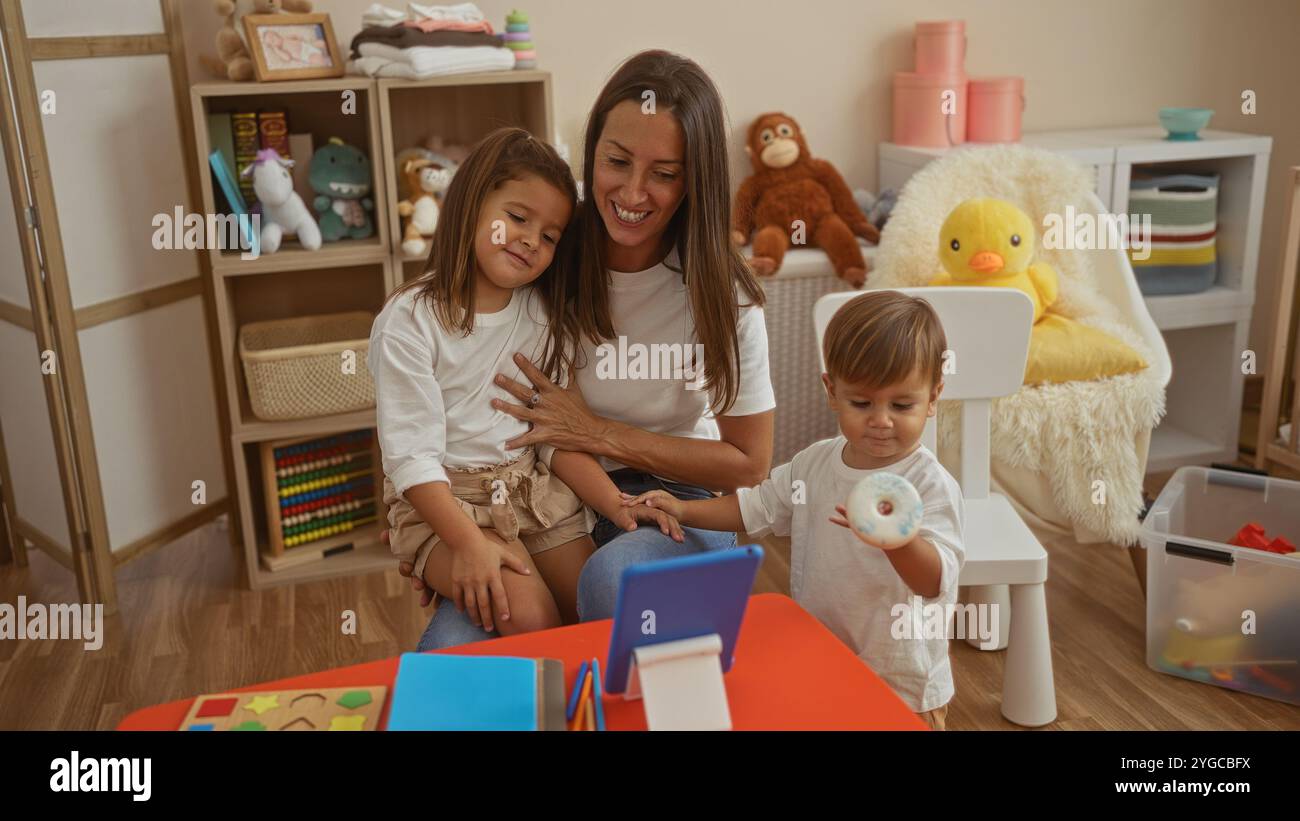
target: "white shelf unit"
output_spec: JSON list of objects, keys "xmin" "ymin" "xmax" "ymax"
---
[{"xmin": 878, "ymin": 127, "xmax": 1273, "ymax": 473}]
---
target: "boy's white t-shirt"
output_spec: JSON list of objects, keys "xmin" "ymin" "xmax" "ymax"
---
[
  {"xmin": 736, "ymin": 436, "xmax": 965, "ymax": 711},
  {"xmin": 575, "ymin": 253, "xmax": 776, "ymax": 473},
  {"xmin": 368, "ymin": 284, "xmax": 557, "ymax": 496}
]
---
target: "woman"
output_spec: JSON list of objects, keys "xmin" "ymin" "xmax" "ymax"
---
[{"xmin": 403, "ymin": 50, "xmax": 775, "ymax": 648}]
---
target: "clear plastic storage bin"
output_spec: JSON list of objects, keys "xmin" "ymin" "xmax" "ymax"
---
[{"xmin": 1139, "ymin": 466, "xmax": 1300, "ymax": 705}]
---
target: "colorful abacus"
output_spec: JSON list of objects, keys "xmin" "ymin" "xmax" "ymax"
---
[{"xmin": 259, "ymin": 429, "xmax": 383, "ymax": 558}]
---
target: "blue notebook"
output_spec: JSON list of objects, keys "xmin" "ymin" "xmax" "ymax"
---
[
  {"xmin": 208, "ymin": 149, "xmax": 260, "ymax": 256},
  {"xmin": 387, "ymin": 653, "xmax": 565, "ymax": 731}
]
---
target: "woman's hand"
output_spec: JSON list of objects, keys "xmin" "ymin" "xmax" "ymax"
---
[
  {"xmin": 448, "ymin": 531, "xmax": 533, "ymax": 632},
  {"xmin": 609, "ymin": 498, "xmax": 685, "ymax": 542},
  {"xmin": 493, "ymin": 353, "xmax": 614, "ymax": 453}
]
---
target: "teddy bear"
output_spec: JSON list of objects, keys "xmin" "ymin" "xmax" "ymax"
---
[
  {"xmin": 397, "ymin": 157, "xmax": 454, "ymax": 257},
  {"xmin": 732, "ymin": 112, "xmax": 879, "ymax": 286},
  {"xmin": 200, "ymin": 0, "xmax": 314, "ymax": 82}
]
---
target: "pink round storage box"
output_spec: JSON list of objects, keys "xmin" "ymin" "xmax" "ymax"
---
[
  {"xmin": 914, "ymin": 20, "xmax": 966, "ymax": 74},
  {"xmin": 892, "ymin": 71, "xmax": 967, "ymax": 147},
  {"xmin": 967, "ymin": 76, "xmax": 1025, "ymax": 143}
]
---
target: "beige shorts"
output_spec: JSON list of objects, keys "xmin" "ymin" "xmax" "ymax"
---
[
  {"xmin": 384, "ymin": 447, "xmax": 595, "ymax": 582},
  {"xmin": 916, "ymin": 702, "xmax": 949, "ymax": 731}
]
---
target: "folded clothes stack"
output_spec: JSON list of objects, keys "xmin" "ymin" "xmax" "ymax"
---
[{"xmin": 349, "ymin": 2, "xmax": 515, "ymax": 78}]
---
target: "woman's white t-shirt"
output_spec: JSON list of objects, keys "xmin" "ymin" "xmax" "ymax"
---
[
  {"xmin": 368, "ymin": 285, "xmax": 555, "ymax": 496},
  {"xmin": 575, "ymin": 254, "xmax": 776, "ymax": 472}
]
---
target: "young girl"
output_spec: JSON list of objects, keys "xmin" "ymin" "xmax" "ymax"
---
[{"xmin": 369, "ymin": 128, "xmax": 682, "ymax": 638}]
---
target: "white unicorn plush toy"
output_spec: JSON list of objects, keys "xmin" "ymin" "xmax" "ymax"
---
[{"xmin": 242, "ymin": 148, "xmax": 320, "ymax": 253}]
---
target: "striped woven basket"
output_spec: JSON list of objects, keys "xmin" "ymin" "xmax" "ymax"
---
[
  {"xmin": 1127, "ymin": 172, "xmax": 1219, "ymax": 296},
  {"xmin": 239, "ymin": 311, "xmax": 376, "ymax": 421}
]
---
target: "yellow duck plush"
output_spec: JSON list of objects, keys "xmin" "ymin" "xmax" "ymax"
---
[
  {"xmin": 932, "ymin": 197, "xmax": 1058, "ymax": 323},
  {"xmin": 930, "ymin": 197, "xmax": 1147, "ymax": 385}
]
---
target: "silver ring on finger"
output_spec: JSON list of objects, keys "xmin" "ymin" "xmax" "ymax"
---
[{"xmin": 529, "ymin": 392, "xmax": 541, "ymax": 408}]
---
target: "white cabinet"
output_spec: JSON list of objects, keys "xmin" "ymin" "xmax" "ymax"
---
[{"xmin": 878, "ymin": 128, "xmax": 1273, "ymax": 472}]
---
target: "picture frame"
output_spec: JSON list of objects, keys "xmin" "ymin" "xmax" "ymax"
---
[{"xmin": 243, "ymin": 13, "xmax": 345, "ymax": 82}]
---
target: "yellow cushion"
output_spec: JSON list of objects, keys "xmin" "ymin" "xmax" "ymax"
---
[{"xmin": 1025, "ymin": 313, "xmax": 1148, "ymax": 385}]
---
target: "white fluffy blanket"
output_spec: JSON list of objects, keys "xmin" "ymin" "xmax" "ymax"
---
[{"xmin": 869, "ymin": 145, "xmax": 1166, "ymax": 546}]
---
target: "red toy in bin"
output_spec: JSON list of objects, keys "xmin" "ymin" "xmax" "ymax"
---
[{"xmin": 1228, "ymin": 522, "xmax": 1296, "ymax": 555}]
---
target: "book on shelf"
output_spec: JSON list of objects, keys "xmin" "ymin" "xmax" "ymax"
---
[
  {"xmin": 288, "ymin": 132, "xmax": 315, "ymax": 235},
  {"xmin": 206, "ymin": 112, "xmax": 236, "ymax": 181},
  {"xmin": 231, "ymin": 111, "xmax": 260, "ymax": 206},
  {"xmin": 208, "ymin": 150, "xmax": 260, "ymax": 256},
  {"xmin": 258, "ymin": 111, "xmax": 290, "ymax": 159}
]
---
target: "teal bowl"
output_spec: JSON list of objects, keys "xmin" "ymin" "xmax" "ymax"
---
[{"xmin": 1159, "ymin": 107, "xmax": 1213, "ymax": 141}]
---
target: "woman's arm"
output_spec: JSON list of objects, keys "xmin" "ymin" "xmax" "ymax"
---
[
  {"xmin": 595, "ymin": 410, "xmax": 773, "ymax": 494},
  {"xmin": 494, "ymin": 353, "xmax": 774, "ymax": 494}
]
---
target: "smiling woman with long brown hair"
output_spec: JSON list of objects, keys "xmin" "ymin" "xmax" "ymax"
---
[{"xmin": 405, "ymin": 50, "xmax": 776, "ymax": 647}]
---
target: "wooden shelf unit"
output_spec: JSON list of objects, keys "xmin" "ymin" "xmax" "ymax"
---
[
  {"xmin": 376, "ymin": 71, "xmax": 553, "ymax": 282},
  {"xmin": 189, "ymin": 71, "xmax": 555, "ymax": 589}
]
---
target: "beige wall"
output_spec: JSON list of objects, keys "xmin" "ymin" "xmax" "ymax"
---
[{"xmin": 181, "ymin": 0, "xmax": 1300, "ymax": 363}]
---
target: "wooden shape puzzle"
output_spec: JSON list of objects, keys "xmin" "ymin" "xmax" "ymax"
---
[
  {"xmin": 179, "ymin": 686, "xmax": 387, "ymax": 732},
  {"xmin": 194, "ymin": 697, "xmax": 238, "ymax": 718}
]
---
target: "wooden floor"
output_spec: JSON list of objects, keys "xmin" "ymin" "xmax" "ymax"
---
[{"xmin": 2, "ymin": 471, "xmax": 1299, "ymax": 730}]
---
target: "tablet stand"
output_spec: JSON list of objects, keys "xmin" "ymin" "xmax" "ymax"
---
[{"xmin": 624, "ymin": 633, "xmax": 732, "ymax": 730}]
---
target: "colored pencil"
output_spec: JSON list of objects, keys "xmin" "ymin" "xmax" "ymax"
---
[
  {"xmin": 584, "ymin": 696, "xmax": 594, "ymax": 731},
  {"xmin": 591, "ymin": 658, "xmax": 606, "ymax": 731},
  {"xmin": 566, "ymin": 660, "xmax": 589, "ymax": 721},
  {"xmin": 570, "ymin": 665, "xmax": 593, "ymax": 731}
]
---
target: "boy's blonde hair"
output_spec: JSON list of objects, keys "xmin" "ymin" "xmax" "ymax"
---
[{"xmin": 822, "ymin": 291, "xmax": 947, "ymax": 390}]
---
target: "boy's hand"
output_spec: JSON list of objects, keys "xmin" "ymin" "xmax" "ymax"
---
[
  {"xmin": 619, "ymin": 490, "xmax": 685, "ymax": 520},
  {"xmin": 609, "ymin": 501, "xmax": 685, "ymax": 542},
  {"xmin": 448, "ymin": 532, "xmax": 532, "ymax": 632},
  {"xmin": 829, "ymin": 504, "xmax": 898, "ymax": 551}
]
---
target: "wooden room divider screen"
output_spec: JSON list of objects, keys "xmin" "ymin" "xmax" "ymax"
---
[{"xmin": 0, "ymin": 0, "xmax": 233, "ymax": 612}]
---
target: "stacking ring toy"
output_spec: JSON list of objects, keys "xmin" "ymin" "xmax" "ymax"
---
[{"xmin": 847, "ymin": 472, "xmax": 924, "ymax": 549}]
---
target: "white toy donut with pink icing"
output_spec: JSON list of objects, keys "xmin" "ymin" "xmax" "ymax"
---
[{"xmin": 847, "ymin": 472, "xmax": 924, "ymax": 549}]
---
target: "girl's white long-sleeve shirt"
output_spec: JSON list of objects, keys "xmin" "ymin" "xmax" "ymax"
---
[{"xmin": 368, "ymin": 284, "xmax": 554, "ymax": 497}]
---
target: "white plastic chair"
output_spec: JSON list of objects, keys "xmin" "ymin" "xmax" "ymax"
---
[{"xmin": 814, "ymin": 286, "xmax": 1057, "ymax": 727}]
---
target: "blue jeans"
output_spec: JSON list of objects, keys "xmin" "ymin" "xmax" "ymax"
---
[{"xmin": 415, "ymin": 469, "xmax": 737, "ymax": 651}]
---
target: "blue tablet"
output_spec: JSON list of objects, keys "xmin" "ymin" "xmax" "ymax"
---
[{"xmin": 603, "ymin": 546, "xmax": 763, "ymax": 695}]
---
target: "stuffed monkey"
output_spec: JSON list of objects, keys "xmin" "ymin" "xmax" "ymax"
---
[{"xmin": 732, "ymin": 112, "xmax": 879, "ymax": 286}]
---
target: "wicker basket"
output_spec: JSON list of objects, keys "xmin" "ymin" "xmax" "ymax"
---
[{"xmin": 238, "ymin": 312, "xmax": 376, "ymax": 421}]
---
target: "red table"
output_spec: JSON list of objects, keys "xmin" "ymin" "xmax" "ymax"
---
[{"xmin": 118, "ymin": 593, "xmax": 925, "ymax": 730}]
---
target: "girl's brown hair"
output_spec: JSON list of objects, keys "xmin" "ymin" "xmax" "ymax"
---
[
  {"xmin": 388, "ymin": 127, "xmax": 580, "ymax": 381},
  {"xmin": 572, "ymin": 50, "xmax": 764, "ymax": 414}
]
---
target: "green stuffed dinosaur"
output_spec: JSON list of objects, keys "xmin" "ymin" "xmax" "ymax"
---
[{"xmin": 310, "ymin": 137, "xmax": 374, "ymax": 242}]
